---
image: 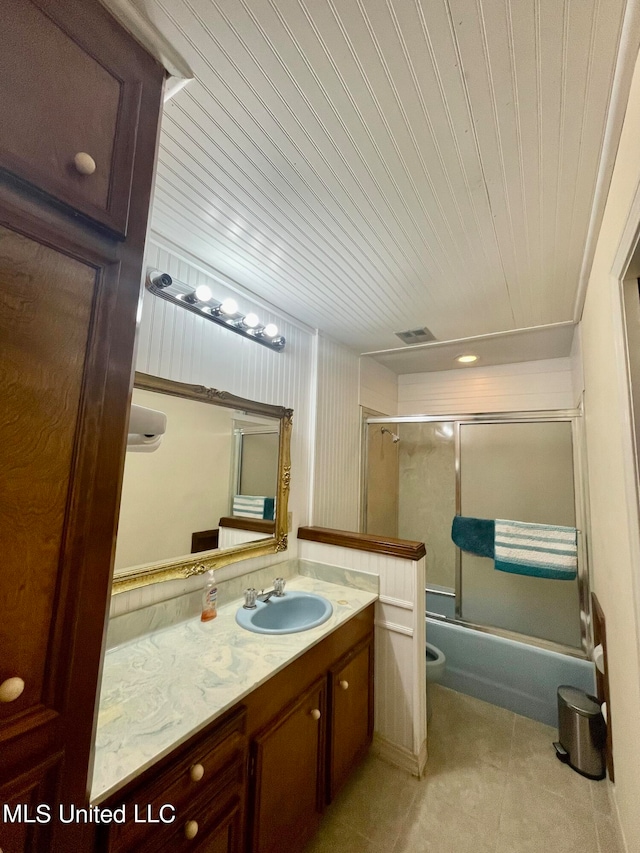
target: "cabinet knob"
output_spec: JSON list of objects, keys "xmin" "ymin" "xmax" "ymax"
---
[
  {"xmin": 73, "ymin": 152, "xmax": 96, "ymax": 175},
  {"xmin": 310, "ymin": 708, "xmax": 321, "ymax": 721},
  {"xmin": 184, "ymin": 820, "xmax": 199, "ymax": 840},
  {"xmin": 189, "ymin": 763, "xmax": 205, "ymax": 782},
  {"xmin": 339, "ymin": 680, "xmax": 349, "ymax": 691},
  {"xmin": 0, "ymin": 677, "xmax": 25, "ymax": 703}
]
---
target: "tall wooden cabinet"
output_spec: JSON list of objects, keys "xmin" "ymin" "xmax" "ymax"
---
[{"xmin": 0, "ymin": 2, "xmax": 164, "ymax": 850}]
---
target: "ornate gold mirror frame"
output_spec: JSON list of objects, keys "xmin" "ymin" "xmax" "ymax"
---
[{"xmin": 112, "ymin": 372, "xmax": 292, "ymax": 594}]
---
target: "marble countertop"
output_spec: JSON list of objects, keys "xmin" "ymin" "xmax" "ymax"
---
[{"xmin": 91, "ymin": 575, "xmax": 377, "ymax": 803}]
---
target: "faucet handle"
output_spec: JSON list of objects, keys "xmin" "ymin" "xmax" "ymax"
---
[
  {"xmin": 273, "ymin": 577, "xmax": 286, "ymax": 597},
  {"xmin": 243, "ymin": 588, "xmax": 258, "ymax": 609}
]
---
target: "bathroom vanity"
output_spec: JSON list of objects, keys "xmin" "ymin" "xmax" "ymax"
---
[{"xmin": 93, "ymin": 578, "xmax": 376, "ymax": 853}]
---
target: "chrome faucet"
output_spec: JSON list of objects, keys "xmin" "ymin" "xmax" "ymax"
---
[{"xmin": 243, "ymin": 578, "xmax": 286, "ymax": 609}]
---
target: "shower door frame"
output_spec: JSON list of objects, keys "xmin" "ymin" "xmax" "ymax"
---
[{"xmin": 364, "ymin": 409, "xmax": 591, "ymax": 659}]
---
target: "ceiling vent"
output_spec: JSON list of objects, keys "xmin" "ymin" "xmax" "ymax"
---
[{"xmin": 394, "ymin": 327, "xmax": 437, "ymax": 345}]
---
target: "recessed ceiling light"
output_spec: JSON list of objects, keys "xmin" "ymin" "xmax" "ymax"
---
[{"xmin": 456, "ymin": 354, "xmax": 478, "ymax": 364}]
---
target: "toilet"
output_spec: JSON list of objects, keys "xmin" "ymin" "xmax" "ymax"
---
[{"xmin": 426, "ymin": 643, "xmax": 446, "ymax": 722}]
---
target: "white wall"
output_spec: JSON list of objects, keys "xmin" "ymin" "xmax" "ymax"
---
[
  {"xmin": 360, "ymin": 356, "xmax": 398, "ymax": 416},
  {"xmin": 570, "ymin": 326, "xmax": 585, "ymax": 406},
  {"xmin": 312, "ymin": 335, "xmax": 361, "ymax": 531},
  {"xmin": 579, "ymin": 49, "xmax": 640, "ymax": 853},
  {"xmin": 398, "ymin": 358, "xmax": 575, "ymax": 416}
]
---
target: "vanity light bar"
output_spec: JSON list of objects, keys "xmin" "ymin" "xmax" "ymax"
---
[{"xmin": 145, "ymin": 269, "xmax": 286, "ymax": 352}]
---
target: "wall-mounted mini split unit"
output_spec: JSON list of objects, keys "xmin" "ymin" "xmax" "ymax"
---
[
  {"xmin": 394, "ymin": 327, "xmax": 437, "ymax": 345},
  {"xmin": 127, "ymin": 404, "xmax": 167, "ymax": 453}
]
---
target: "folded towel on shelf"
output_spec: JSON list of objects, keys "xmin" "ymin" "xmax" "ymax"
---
[
  {"xmin": 232, "ymin": 495, "xmax": 275, "ymax": 521},
  {"xmin": 451, "ymin": 516, "xmax": 495, "ymax": 558},
  {"xmin": 263, "ymin": 497, "xmax": 275, "ymax": 521},
  {"xmin": 494, "ymin": 519, "xmax": 577, "ymax": 580}
]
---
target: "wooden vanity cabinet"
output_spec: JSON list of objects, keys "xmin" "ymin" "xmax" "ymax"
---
[
  {"xmin": 243, "ymin": 604, "xmax": 375, "ymax": 853},
  {"xmin": 327, "ymin": 635, "xmax": 374, "ymax": 801},
  {"xmin": 99, "ymin": 707, "xmax": 247, "ymax": 853},
  {"xmin": 0, "ymin": 2, "xmax": 164, "ymax": 851},
  {"xmin": 249, "ymin": 678, "xmax": 326, "ymax": 853},
  {"xmin": 98, "ymin": 605, "xmax": 375, "ymax": 853}
]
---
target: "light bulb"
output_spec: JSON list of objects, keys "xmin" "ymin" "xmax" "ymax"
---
[
  {"xmin": 244, "ymin": 312, "xmax": 259, "ymax": 329},
  {"xmin": 263, "ymin": 323, "xmax": 278, "ymax": 338},
  {"xmin": 456, "ymin": 354, "xmax": 478, "ymax": 364},
  {"xmin": 220, "ymin": 298, "xmax": 238, "ymax": 315},
  {"xmin": 195, "ymin": 285, "xmax": 212, "ymax": 302}
]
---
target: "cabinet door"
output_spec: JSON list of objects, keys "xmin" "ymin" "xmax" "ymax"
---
[
  {"xmin": 250, "ymin": 678, "xmax": 326, "ymax": 853},
  {"xmin": 327, "ymin": 636, "xmax": 374, "ymax": 801},
  {"xmin": 0, "ymin": 754, "xmax": 62, "ymax": 853},
  {"xmin": 0, "ymin": 0, "xmax": 146, "ymax": 236},
  {"xmin": 188, "ymin": 796, "xmax": 244, "ymax": 853},
  {"xmin": 0, "ymin": 197, "xmax": 141, "ymax": 842}
]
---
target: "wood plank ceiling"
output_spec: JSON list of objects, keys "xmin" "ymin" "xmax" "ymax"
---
[{"xmin": 134, "ymin": 0, "xmax": 627, "ymax": 353}]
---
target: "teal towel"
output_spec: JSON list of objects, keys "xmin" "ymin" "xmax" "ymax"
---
[
  {"xmin": 494, "ymin": 519, "xmax": 577, "ymax": 580},
  {"xmin": 233, "ymin": 495, "xmax": 274, "ymax": 520},
  {"xmin": 451, "ymin": 516, "xmax": 495, "ymax": 558},
  {"xmin": 263, "ymin": 497, "xmax": 275, "ymax": 521}
]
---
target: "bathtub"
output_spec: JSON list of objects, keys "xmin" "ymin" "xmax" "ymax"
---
[{"xmin": 426, "ymin": 591, "xmax": 595, "ymax": 727}]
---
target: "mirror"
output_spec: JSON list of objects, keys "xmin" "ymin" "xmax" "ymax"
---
[{"xmin": 111, "ymin": 372, "xmax": 292, "ymax": 594}]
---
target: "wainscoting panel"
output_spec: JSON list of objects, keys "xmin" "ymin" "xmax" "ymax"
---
[{"xmin": 299, "ymin": 539, "xmax": 427, "ymax": 774}]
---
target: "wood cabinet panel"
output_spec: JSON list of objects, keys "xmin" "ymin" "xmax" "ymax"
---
[
  {"xmin": 328, "ymin": 637, "xmax": 374, "ymax": 801},
  {"xmin": 250, "ymin": 678, "xmax": 326, "ymax": 853},
  {"xmin": 243, "ymin": 606, "xmax": 374, "ymax": 738},
  {"xmin": 102, "ymin": 708, "xmax": 247, "ymax": 853},
  {"xmin": 0, "ymin": 0, "xmax": 143, "ymax": 236},
  {"xmin": 0, "ymin": 224, "xmax": 96, "ymax": 724},
  {"xmin": 0, "ymin": 3, "xmax": 164, "ymax": 848},
  {"xmin": 0, "ymin": 753, "xmax": 63, "ymax": 853},
  {"xmin": 187, "ymin": 795, "xmax": 244, "ymax": 853}
]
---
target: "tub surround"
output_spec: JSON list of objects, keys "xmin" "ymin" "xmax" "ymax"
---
[{"xmin": 92, "ymin": 573, "xmax": 377, "ymax": 803}]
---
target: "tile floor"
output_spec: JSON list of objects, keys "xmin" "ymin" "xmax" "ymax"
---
[{"xmin": 305, "ymin": 685, "xmax": 623, "ymax": 853}]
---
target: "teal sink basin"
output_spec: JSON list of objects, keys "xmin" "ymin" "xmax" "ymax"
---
[{"xmin": 236, "ymin": 591, "xmax": 333, "ymax": 635}]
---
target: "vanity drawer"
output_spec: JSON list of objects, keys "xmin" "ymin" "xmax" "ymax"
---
[{"xmin": 104, "ymin": 707, "xmax": 247, "ymax": 853}]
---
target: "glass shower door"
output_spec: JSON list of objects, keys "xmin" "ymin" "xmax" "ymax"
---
[
  {"xmin": 459, "ymin": 421, "xmax": 581, "ymax": 648},
  {"xmin": 396, "ymin": 422, "xmax": 457, "ymax": 593}
]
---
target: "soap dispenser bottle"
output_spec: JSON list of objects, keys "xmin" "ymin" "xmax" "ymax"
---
[{"xmin": 201, "ymin": 569, "xmax": 218, "ymax": 622}]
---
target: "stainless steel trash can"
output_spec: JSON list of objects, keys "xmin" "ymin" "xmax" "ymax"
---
[{"xmin": 553, "ymin": 686, "xmax": 606, "ymax": 780}]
